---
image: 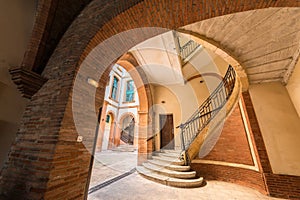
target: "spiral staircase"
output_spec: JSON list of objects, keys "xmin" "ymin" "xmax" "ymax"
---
[{"xmin": 137, "ymin": 65, "xmax": 241, "ymax": 187}]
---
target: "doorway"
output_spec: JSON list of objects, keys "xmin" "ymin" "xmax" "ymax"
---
[
  {"xmin": 102, "ymin": 113, "xmax": 114, "ymax": 150},
  {"xmin": 159, "ymin": 114, "xmax": 174, "ymax": 149},
  {"xmin": 121, "ymin": 115, "xmax": 135, "ymax": 145}
]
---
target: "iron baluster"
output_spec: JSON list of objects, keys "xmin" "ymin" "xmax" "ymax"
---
[{"xmin": 178, "ymin": 65, "xmax": 236, "ymax": 152}]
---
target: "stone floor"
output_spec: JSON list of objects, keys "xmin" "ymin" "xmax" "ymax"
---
[
  {"xmin": 88, "ymin": 150, "xmax": 284, "ymax": 200},
  {"xmin": 89, "ymin": 150, "xmax": 137, "ymax": 188}
]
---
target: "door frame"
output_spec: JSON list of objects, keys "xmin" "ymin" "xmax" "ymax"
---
[{"xmin": 159, "ymin": 113, "xmax": 174, "ymax": 149}]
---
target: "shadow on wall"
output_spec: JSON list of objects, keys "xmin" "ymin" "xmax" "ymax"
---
[{"xmin": 0, "ymin": 120, "xmax": 19, "ymax": 169}]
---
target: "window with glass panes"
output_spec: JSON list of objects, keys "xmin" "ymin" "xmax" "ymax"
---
[
  {"xmin": 125, "ymin": 80, "xmax": 134, "ymax": 102},
  {"xmin": 111, "ymin": 76, "xmax": 119, "ymax": 100},
  {"xmin": 105, "ymin": 115, "xmax": 110, "ymax": 123}
]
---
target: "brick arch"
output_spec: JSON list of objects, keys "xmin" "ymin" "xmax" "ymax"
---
[
  {"xmin": 116, "ymin": 53, "xmax": 153, "ymax": 113},
  {"xmin": 1, "ymin": 0, "xmax": 299, "ymax": 199},
  {"xmin": 118, "ymin": 112, "xmax": 137, "ymax": 143},
  {"xmin": 118, "ymin": 112, "xmax": 136, "ymax": 125}
]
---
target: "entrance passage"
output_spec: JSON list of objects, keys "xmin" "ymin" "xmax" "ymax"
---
[{"xmin": 159, "ymin": 114, "xmax": 174, "ymax": 149}]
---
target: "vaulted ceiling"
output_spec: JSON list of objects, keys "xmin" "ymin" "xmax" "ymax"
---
[
  {"xmin": 23, "ymin": 0, "xmax": 143, "ymax": 74},
  {"xmin": 130, "ymin": 31, "xmax": 227, "ymax": 87},
  {"xmin": 22, "ymin": 2, "xmax": 300, "ymax": 87},
  {"xmin": 180, "ymin": 7, "xmax": 300, "ymax": 85},
  {"xmin": 130, "ymin": 31, "xmax": 184, "ymax": 85}
]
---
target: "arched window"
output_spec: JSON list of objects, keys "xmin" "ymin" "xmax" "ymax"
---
[{"xmin": 105, "ymin": 114, "xmax": 110, "ymax": 123}]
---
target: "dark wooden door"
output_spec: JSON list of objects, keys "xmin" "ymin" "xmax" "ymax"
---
[{"xmin": 160, "ymin": 114, "xmax": 174, "ymax": 149}]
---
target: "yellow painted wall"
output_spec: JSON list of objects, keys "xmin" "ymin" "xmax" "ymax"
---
[
  {"xmin": 152, "ymin": 85, "xmax": 182, "ymax": 150},
  {"xmin": 205, "ymin": 47, "xmax": 230, "ymax": 76},
  {"xmin": 286, "ymin": 58, "xmax": 300, "ymax": 117},
  {"xmin": 151, "ymin": 47, "xmax": 231, "ymax": 150},
  {"xmin": 152, "ymin": 82, "xmax": 211, "ymax": 150},
  {"xmin": 249, "ymin": 82, "xmax": 300, "ymax": 176}
]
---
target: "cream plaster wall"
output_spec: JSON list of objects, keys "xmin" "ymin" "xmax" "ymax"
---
[
  {"xmin": 152, "ymin": 85, "xmax": 182, "ymax": 150},
  {"xmin": 0, "ymin": 0, "xmax": 36, "ymax": 169},
  {"xmin": 205, "ymin": 47, "xmax": 230, "ymax": 76},
  {"xmin": 150, "ymin": 44, "xmax": 232, "ymax": 151},
  {"xmin": 188, "ymin": 78, "xmax": 210, "ymax": 106},
  {"xmin": 249, "ymin": 82, "xmax": 300, "ymax": 176},
  {"xmin": 131, "ymin": 31, "xmax": 184, "ymax": 86},
  {"xmin": 286, "ymin": 58, "xmax": 300, "ymax": 117},
  {"xmin": 152, "ymin": 76, "xmax": 223, "ymax": 150}
]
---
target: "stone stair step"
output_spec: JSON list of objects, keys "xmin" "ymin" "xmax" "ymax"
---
[
  {"xmin": 160, "ymin": 149, "xmax": 182, "ymax": 154},
  {"xmin": 152, "ymin": 156, "xmax": 185, "ymax": 166},
  {"xmin": 153, "ymin": 152, "xmax": 180, "ymax": 159},
  {"xmin": 147, "ymin": 159, "xmax": 191, "ymax": 172},
  {"xmin": 136, "ymin": 166, "xmax": 204, "ymax": 188},
  {"xmin": 158, "ymin": 152, "xmax": 180, "ymax": 159},
  {"xmin": 143, "ymin": 163, "xmax": 196, "ymax": 179}
]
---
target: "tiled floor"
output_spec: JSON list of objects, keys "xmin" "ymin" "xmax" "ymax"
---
[{"xmin": 88, "ymin": 150, "xmax": 284, "ymax": 200}]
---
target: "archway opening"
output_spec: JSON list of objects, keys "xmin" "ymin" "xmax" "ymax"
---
[
  {"xmin": 120, "ymin": 114, "xmax": 135, "ymax": 145},
  {"xmin": 1, "ymin": 1, "xmax": 299, "ymax": 199},
  {"xmin": 102, "ymin": 112, "xmax": 114, "ymax": 151},
  {"xmin": 86, "ymin": 29, "xmax": 244, "ymax": 197},
  {"xmin": 88, "ymin": 63, "xmax": 141, "ymax": 193}
]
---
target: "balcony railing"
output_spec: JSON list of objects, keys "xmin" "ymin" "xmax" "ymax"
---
[{"xmin": 179, "ymin": 40, "xmax": 201, "ymax": 61}]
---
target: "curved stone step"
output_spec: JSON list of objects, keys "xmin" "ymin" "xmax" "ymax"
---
[
  {"xmin": 152, "ymin": 156, "xmax": 184, "ymax": 165},
  {"xmin": 143, "ymin": 163, "xmax": 196, "ymax": 179},
  {"xmin": 158, "ymin": 152, "xmax": 180, "ymax": 159},
  {"xmin": 161, "ymin": 149, "xmax": 182, "ymax": 154},
  {"xmin": 136, "ymin": 166, "xmax": 203, "ymax": 188},
  {"xmin": 147, "ymin": 159, "xmax": 191, "ymax": 172}
]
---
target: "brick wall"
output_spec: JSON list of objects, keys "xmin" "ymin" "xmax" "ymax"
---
[
  {"xmin": 192, "ymin": 93, "xmax": 300, "ymax": 199},
  {"xmin": 191, "ymin": 98, "xmax": 267, "ymax": 194},
  {"xmin": 202, "ymin": 105, "xmax": 254, "ymax": 165},
  {"xmin": 191, "ymin": 164, "xmax": 267, "ymax": 194},
  {"xmin": 1, "ymin": 0, "xmax": 299, "ymax": 199},
  {"xmin": 265, "ymin": 174, "xmax": 300, "ymax": 199}
]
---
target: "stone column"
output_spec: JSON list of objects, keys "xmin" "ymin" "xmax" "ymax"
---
[
  {"xmin": 137, "ymin": 111, "xmax": 152, "ymax": 165},
  {"xmin": 96, "ymin": 101, "xmax": 108, "ymax": 152}
]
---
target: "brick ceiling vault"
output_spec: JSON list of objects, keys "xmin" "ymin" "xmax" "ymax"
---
[
  {"xmin": 180, "ymin": 8, "xmax": 300, "ymax": 85},
  {"xmin": 22, "ymin": 0, "xmax": 144, "ymax": 74}
]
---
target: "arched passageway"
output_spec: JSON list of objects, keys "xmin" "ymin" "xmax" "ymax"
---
[{"xmin": 0, "ymin": 1, "xmax": 299, "ymax": 199}]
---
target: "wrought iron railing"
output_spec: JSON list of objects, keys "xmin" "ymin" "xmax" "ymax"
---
[
  {"xmin": 178, "ymin": 65, "xmax": 236, "ymax": 151},
  {"xmin": 180, "ymin": 40, "xmax": 201, "ymax": 60}
]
